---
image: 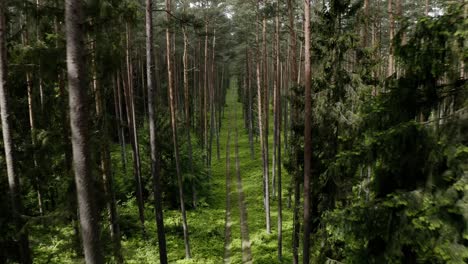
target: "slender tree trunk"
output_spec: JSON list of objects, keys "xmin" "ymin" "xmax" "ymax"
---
[
  {"xmin": 91, "ymin": 36, "xmax": 123, "ymax": 264},
  {"xmin": 287, "ymin": 1, "xmax": 301, "ymax": 263},
  {"xmin": 303, "ymin": 0, "xmax": 312, "ymax": 263},
  {"xmin": 198, "ymin": 39, "xmax": 204, "ymax": 143},
  {"xmin": 113, "ymin": 75, "xmax": 127, "ymax": 171},
  {"xmin": 0, "ymin": 4, "xmax": 32, "ymax": 263},
  {"xmin": 101, "ymin": 136, "xmax": 123, "ymax": 264},
  {"xmin": 146, "ymin": 2, "xmax": 168, "ymax": 262},
  {"xmin": 166, "ymin": 0, "xmax": 191, "ymax": 258},
  {"xmin": 55, "ymin": 12, "xmax": 82, "ymax": 256},
  {"xmin": 425, "ymin": 0, "xmax": 429, "ymax": 16},
  {"xmin": 275, "ymin": 2, "xmax": 283, "ymax": 259},
  {"xmin": 182, "ymin": 26, "xmax": 197, "ymax": 209},
  {"xmin": 211, "ymin": 29, "xmax": 220, "ymax": 162},
  {"xmin": 124, "ymin": 23, "xmax": 146, "ymax": 237},
  {"xmin": 261, "ymin": 3, "xmax": 271, "ymax": 234},
  {"xmin": 256, "ymin": 5, "xmax": 270, "ymax": 234},
  {"xmin": 246, "ymin": 49, "xmax": 254, "ymax": 159},
  {"xmin": 362, "ymin": 0, "xmax": 369, "ymax": 47},
  {"xmin": 388, "ymin": 0, "xmax": 395, "ymax": 77},
  {"xmin": 204, "ymin": 22, "xmax": 209, "ymax": 163},
  {"xmin": 21, "ymin": 12, "xmax": 44, "ymax": 216},
  {"xmin": 65, "ymin": 0, "xmax": 103, "ymax": 262}
]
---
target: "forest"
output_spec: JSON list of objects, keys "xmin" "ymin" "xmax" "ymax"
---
[{"xmin": 0, "ymin": 0, "xmax": 466, "ymax": 263}]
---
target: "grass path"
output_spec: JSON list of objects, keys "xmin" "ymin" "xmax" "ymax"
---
[
  {"xmin": 30, "ymin": 78, "xmax": 293, "ymax": 264},
  {"xmin": 214, "ymin": 79, "xmax": 293, "ymax": 263},
  {"xmin": 233, "ymin": 107, "xmax": 253, "ymax": 263},
  {"xmin": 224, "ymin": 117, "xmax": 233, "ymax": 263}
]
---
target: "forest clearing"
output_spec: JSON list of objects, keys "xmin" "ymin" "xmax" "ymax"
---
[{"xmin": 0, "ymin": 0, "xmax": 466, "ymax": 263}]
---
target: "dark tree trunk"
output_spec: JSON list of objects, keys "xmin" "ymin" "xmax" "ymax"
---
[
  {"xmin": 0, "ymin": 4, "xmax": 32, "ymax": 263},
  {"xmin": 113, "ymin": 75, "xmax": 127, "ymax": 172},
  {"xmin": 92, "ymin": 38, "xmax": 123, "ymax": 264},
  {"xmin": 146, "ymin": 1, "xmax": 168, "ymax": 262},
  {"xmin": 65, "ymin": 0, "xmax": 103, "ymax": 262}
]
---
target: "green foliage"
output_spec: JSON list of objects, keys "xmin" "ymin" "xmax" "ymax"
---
[{"xmin": 307, "ymin": 2, "xmax": 468, "ymax": 263}]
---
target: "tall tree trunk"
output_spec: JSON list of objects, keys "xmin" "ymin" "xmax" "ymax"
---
[
  {"xmin": 21, "ymin": 11, "xmax": 44, "ymax": 216},
  {"xmin": 65, "ymin": 0, "xmax": 103, "ymax": 262},
  {"xmin": 55, "ymin": 12, "xmax": 81, "ymax": 256},
  {"xmin": 303, "ymin": 0, "xmax": 312, "ymax": 263},
  {"xmin": 124, "ymin": 23, "xmax": 146, "ymax": 237},
  {"xmin": 425, "ymin": 0, "xmax": 429, "ymax": 16},
  {"xmin": 198, "ymin": 38, "xmax": 203, "ymax": 143},
  {"xmin": 182, "ymin": 26, "xmax": 197, "ymax": 209},
  {"xmin": 204, "ymin": 22, "xmax": 209, "ymax": 164},
  {"xmin": 387, "ymin": 0, "xmax": 395, "ymax": 77},
  {"xmin": 287, "ymin": 1, "xmax": 301, "ymax": 263},
  {"xmin": 113, "ymin": 75, "xmax": 127, "ymax": 171},
  {"xmin": 261, "ymin": 3, "xmax": 271, "ymax": 234},
  {"xmin": 146, "ymin": 1, "xmax": 168, "ymax": 262},
  {"xmin": 256, "ymin": 4, "xmax": 269, "ymax": 234},
  {"xmin": 362, "ymin": 0, "xmax": 369, "ymax": 47},
  {"xmin": 165, "ymin": 0, "xmax": 191, "ymax": 258},
  {"xmin": 274, "ymin": 2, "xmax": 283, "ymax": 259},
  {"xmin": 246, "ymin": 49, "xmax": 254, "ymax": 159},
  {"xmin": 0, "ymin": 4, "xmax": 32, "ymax": 263},
  {"xmin": 211, "ymin": 29, "xmax": 219, "ymax": 162},
  {"xmin": 91, "ymin": 37, "xmax": 123, "ymax": 264}
]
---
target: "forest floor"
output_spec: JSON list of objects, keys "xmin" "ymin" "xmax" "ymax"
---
[{"xmin": 30, "ymin": 79, "xmax": 293, "ymax": 263}]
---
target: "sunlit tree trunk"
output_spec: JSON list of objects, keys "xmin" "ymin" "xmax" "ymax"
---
[
  {"xmin": 274, "ymin": 2, "xmax": 282, "ymax": 259},
  {"xmin": 256, "ymin": 3, "xmax": 269, "ymax": 235},
  {"xmin": 124, "ymin": 22, "xmax": 146, "ymax": 237},
  {"xmin": 21, "ymin": 10, "xmax": 44, "ymax": 216},
  {"xmin": 388, "ymin": 0, "xmax": 395, "ymax": 76},
  {"xmin": 261, "ymin": 2, "xmax": 271, "ymax": 234},
  {"xmin": 246, "ymin": 49, "xmax": 254, "ymax": 159},
  {"xmin": 204, "ymin": 22, "xmax": 209, "ymax": 163},
  {"xmin": 166, "ymin": 0, "xmax": 191, "ymax": 258},
  {"xmin": 303, "ymin": 0, "xmax": 312, "ymax": 263}
]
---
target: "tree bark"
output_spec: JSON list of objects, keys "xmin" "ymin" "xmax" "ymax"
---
[
  {"xmin": 0, "ymin": 4, "xmax": 32, "ymax": 263},
  {"xmin": 146, "ymin": 1, "xmax": 168, "ymax": 262},
  {"xmin": 91, "ymin": 35, "xmax": 123, "ymax": 264},
  {"xmin": 246, "ymin": 49, "xmax": 255, "ymax": 159},
  {"xmin": 261, "ymin": 2, "xmax": 271, "ymax": 234},
  {"xmin": 274, "ymin": 2, "xmax": 283, "ymax": 259},
  {"xmin": 287, "ymin": 1, "xmax": 301, "ymax": 262},
  {"xmin": 65, "ymin": 0, "xmax": 103, "ymax": 262},
  {"xmin": 303, "ymin": 0, "xmax": 312, "ymax": 263},
  {"xmin": 204, "ymin": 22, "xmax": 209, "ymax": 163},
  {"xmin": 425, "ymin": 0, "xmax": 429, "ymax": 16},
  {"xmin": 165, "ymin": 0, "xmax": 191, "ymax": 258},
  {"xmin": 124, "ymin": 22, "xmax": 146, "ymax": 237},
  {"xmin": 362, "ymin": 0, "xmax": 369, "ymax": 47},
  {"xmin": 388, "ymin": 0, "xmax": 395, "ymax": 77},
  {"xmin": 113, "ymin": 75, "xmax": 127, "ymax": 171},
  {"xmin": 256, "ymin": 3, "xmax": 270, "ymax": 235}
]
